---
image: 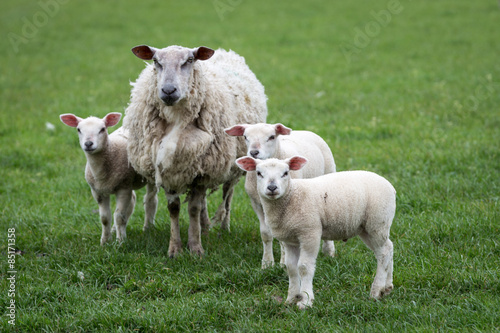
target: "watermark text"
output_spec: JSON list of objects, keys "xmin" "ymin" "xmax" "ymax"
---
[{"xmin": 6, "ymin": 228, "xmax": 16, "ymax": 326}]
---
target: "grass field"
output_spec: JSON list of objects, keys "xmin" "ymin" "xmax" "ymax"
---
[{"xmin": 1, "ymin": 0, "xmax": 499, "ymax": 331}]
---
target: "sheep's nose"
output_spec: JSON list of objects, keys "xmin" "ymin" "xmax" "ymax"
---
[
  {"xmin": 267, "ymin": 184, "xmax": 277, "ymax": 192},
  {"xmin": 250, "ymin": 150, "xmax": 259, "ymax": 158},
  {"xmin": 162, "ymin": 85, "xmax": 177, "ymax": 96},
  {"xmin": 85, "ymin": 141, "xmax": 93, "ymax": 148}
]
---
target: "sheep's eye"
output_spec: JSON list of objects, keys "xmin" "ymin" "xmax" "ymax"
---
[
  {"xmin": 99, "ymin": 128, "xmax": 105, "ymax": 133},
  {"xmin": 243, "ymin": 135, "xmax": 248, "ymax": 141},
  {"xmin": 154, "ymin": 59, "xmax": 162, "ymax": 69},
  {"xmin": 257, "ymin": 171, "xmax": 263, "ymax": 178},
  {"xmin": 282, "ymin": 171, "xmax": 288, "ymax": 178},
  {"xmin": 268, "ymin": 135, "xmax": 275, "ymax": 141},
  {"xmin": 77, "ymin": 128, "xmax": 81, "ymax": 133},
  {"xmin": 183, "ymin": 57, "xmax": 194, "ymax": 66}
]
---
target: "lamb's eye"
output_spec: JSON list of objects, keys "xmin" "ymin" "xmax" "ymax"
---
[
  {"xmin": 99, "ymin": 128, "xmax": 105, "ymax": 134},
  {"xmin": 282, "ymin": 171, "xmax": 288, "ymax": 178},
  {"xmin": 268, "ymin": 135, "xmax": 275, "ymax": 141},
  {"xmin": 77, "ymin": 128, "xmax": 81, "ymax": 133},
  {"xmin": 243, "ymin": 135, "xmax": 248, "ymax": 141},
  {"xmin": 154, "ymin": 59, "xmax": 162, "ymax": 69},
  {"xmin": 257, "ymin": 171, "xmax": 263, "ymax": 178}
]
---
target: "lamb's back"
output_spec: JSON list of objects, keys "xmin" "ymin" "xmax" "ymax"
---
[{"xmin": 291, "ymin": 171, "xmax": 395, "ymax": 240}]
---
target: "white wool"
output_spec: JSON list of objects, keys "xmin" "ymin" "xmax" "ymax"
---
[
  {"xmin": 60, "ymin": 113, "xmax": 158, "ymax": 245},
  {"xmin": 225, "ymin": 123, "xmax": 336, "ymax": 268},
  {"xmin": 236, "ymin": 156, "xmax": 396, "ymax": 309},
  {"xmin": 123, "ymin": 45, "xmax": 267, "ymax": 256}
]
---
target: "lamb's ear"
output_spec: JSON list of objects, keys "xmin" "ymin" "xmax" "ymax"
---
[
  {"xmin": 275, "ymin": 123, "xmax": 292, "ymax": 136},
  {"xmin": 194, "ymin": 46, "xmax": 215, "ymax": 61},
  {"xmin": 131, "ymin": 45, "xmax": 156, "ymax": 60},
  {"xmin": 60, "ymin": 114, "xmax": 82, "ymax": 128},
  {"xmin": 103, "ymin": 113, "xmax": 122, "ymax": 128},
  {"xmin": 236, "ymin": 156, "xmax": 258, "ymax": 172},
  {"xmin": 287, "ymin": 156, "xmax": 308, "ymax": 171},
  {"xmin": 225, "ymin": 124, "xmax": 248, "ymax": 136}
]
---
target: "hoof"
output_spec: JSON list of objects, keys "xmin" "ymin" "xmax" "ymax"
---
[
  {"xmin": 371, "ymin": 284, "xmax": 393, "ymax": 299},
  {"xmin": 294, "ymin": 293, "xmax": 313, "ymax": 309},
  {"xmin": 188, "ymin": 244, "xmax": 205, "ymax": 257},
  {"xmin": 168, "ymin": 242, "xmax": 183, "ymax": 258},
  {"xmin": 383, "ymin": 284, "xmax": 394, "ymax": 296},
  {"xmin": 142, "ymin": 223, "xmax": 156, "ymax": 232},
  {"xmin": 261, "ymin": 260, "xmax": 274, "ymax": 269}
]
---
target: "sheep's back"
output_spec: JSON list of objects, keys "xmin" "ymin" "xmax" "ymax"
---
[{"xmin": 280, "ymin": 131, "xmax": 336, "ymax": 178}]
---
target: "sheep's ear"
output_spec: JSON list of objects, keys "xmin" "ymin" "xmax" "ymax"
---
[
  {"xmin": 236, "ymin": 156, "xmax": 257, "ymax": 172},
  {"xmin": 194, "ymin": 46, "xmax": 215, "ymax": 61},
  {"xmin": 132, "ymin": 45, "xmax": 156, "ymax": 60},
  {"xmin": 225, "ymin": 124, "xmax": 247, "ymax": 136},
  {"xmin": 287, "ymin": 156, "xmax": 308, "ymax": 171},
  {"xmin": 104, "ymin": 112, "xmax": 122, "ymax": 128},
  {"xmin": 60, "ymin": 114, "xmax": 82, "ymax": 128},
  {"xmin": 275, "ymin": 123, "xmax": 292, "ymax": 136}
]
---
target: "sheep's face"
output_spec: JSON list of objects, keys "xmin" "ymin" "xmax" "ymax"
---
[
  {"xmin": 255, "ymin": 159, "xmax": 292, "ymax": 200},
  {"xmin": 76, "ymin": 117, "xmax": 109, "ymax": 153},
  {"xmin": 235, "ymin": 156, "xmax": 308, "ymax": 200},
  {"xmin": 60, "ymin": 113, "xmax": 122, "ymax": 154},
  {"xmin": 225, "ymin": 123, "xmax": 292, "ymax": 160},
  {"xmin": 131, "ymin": 45, "xmax": 215, "ymax": 106}
]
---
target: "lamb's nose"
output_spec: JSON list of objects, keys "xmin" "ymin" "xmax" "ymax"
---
[
  {"xmin": 85, "ymin": 141, "xmax": 93, "ymax": 148},
  {"xmin": 162, "ymin": 85, "xmax": 177, "ymax": 96},
  {"xmin": 250, "ymin": 150, "xmax": 259, "ymax": 158},
  {"xmin": 267, "ymin": 184, "xmax": 277, "ymax": 192}
]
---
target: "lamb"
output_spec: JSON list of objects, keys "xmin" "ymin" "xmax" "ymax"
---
[
  {"xmin": 225, "ymin": 123, "xmax": 337, "ymax": 268},
  {"xmin": 123, "ymin": 44, "xmax": 267, "ymax": 257},
  {"xmin": 60, "ymin": 112, "xmax": 158, "ymax": 245},
  {"xmin": 236, "ymin": 156, "xmax": 396, "ymax": 309}
]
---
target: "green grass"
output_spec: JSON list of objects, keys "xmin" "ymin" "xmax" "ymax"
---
[{"xmin": 1, "ymin": 0, "xmax": 499, "ymax": 331}]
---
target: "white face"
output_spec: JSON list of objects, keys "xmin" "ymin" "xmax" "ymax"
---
[
  {"xmin": 255, "ymin": 159, "xmax": 291, "ymax": 200},
  {"xmin": 153, "ymin": 46, "xmax": 197, "ymax": 106},
  {"xmin": 76, "ymin": 117, "xmax": 107, "ymax": 154},
  {"xmin": 243, "ymin": 124, "xmax": 278, "ymax": 159}
]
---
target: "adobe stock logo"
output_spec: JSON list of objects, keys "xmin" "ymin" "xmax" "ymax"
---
[
  {"xmin": 339, "ymin": 0, "xmax": 408, "ymax": 63},
  {"xmin": 7, "ymin": 0, "xmax": 69, "ymax": 54},
  {"xmin": 213, "ymin": 0, "xmax": 244, "ymax": 21}
]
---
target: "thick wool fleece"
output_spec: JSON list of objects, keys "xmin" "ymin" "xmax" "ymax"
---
[{"xmin": 124, "ymin": 49, "xmax": 267, "ymax": 194}]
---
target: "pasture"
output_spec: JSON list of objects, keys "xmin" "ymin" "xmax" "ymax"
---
[{"xmin": 1, "ymin": 0, "xmax": 499, "ymax": 331}]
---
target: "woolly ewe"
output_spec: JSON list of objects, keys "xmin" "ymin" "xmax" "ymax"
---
[
  {"xmin": 60, "ymin": 113, "xmax": 158, "ymax": 245},
  {"xmin": 225, "ymin": 123, "xmax": 336, "ymax": 268},
  {"xmin": 123, "ymin": 45, "xmax": 267, "ymax": 257},
  {"xmin": 236, "ymin": 156, "xmax": 396, "ymax": 309}
]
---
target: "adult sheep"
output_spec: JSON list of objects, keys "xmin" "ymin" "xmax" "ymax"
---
[{"xmin": 123, "ymin": 44, "xmax": 267, "ymax": 257}]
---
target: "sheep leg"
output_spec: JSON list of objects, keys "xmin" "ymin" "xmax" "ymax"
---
[
  {"xmin": 296, "ymin": 238, "xmax": 320, "ymax": 309},
  {"xmin": 200, "ymin": 196, "xmax": 210, "ymax": 235},
  {"xmin": 279, "ymin": 242, "xmax": 286, "ymax": 267},
  {"xmin": 215, "ymin": 177, "xmax": 239, "ymax": 231},
  {"xmin": 251, "ymin": 198, "xmax": 274, "ymax": 268},
  {"xmin": 93, "ymin": 191, "xmax": 112, "ymax": 246},
  {"xmin": 114, "ymin": 189, "xmax": 136, "ymax": 243},
  {"xmin": 187, "ymin": 186, "xmax": 206, "ymax": 256},
  {"xmin": 322, "ymin": 240, "xmax": 336, "ymax": 257},
  {"xmin": 166, "ymin": 194, "xmax": 182, "ymax": 258},
  {"xmin": 360, "ymin": 232, "xmax": 394, "ymax": 299},
  {"xmin": 143, "ymin": 183, "xmax": 158, "ymax": 231},
  {"xmin": 284, "ymin": 244, "xmax": 301, "ymax": 305}
]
